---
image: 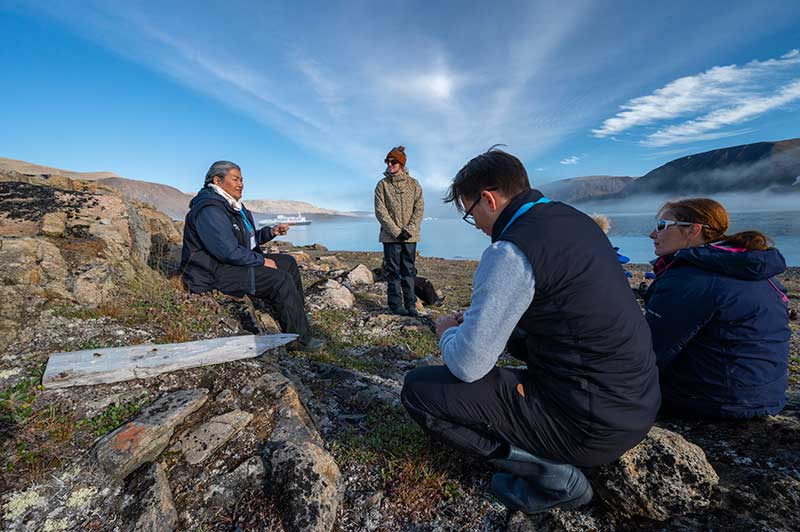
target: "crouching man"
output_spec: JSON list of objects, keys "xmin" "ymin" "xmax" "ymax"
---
[
  {"xmin": 400, "ymin": 148, "xmax": 660, "ymax": 513},
  {"xmin": 180, "ymin": 160, "xmax": 323, "ymax": 351}
]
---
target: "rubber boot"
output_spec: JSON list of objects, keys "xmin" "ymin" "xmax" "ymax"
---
[{"xmin": 489, "ymin": 445, "xmax": 593, "ymax": 514}]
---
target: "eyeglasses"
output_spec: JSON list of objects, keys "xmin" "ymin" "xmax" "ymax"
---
[
  {"xmin": 385, "ymin": 159, "xmax": 399, "ymax": 166},
  {"xmin": 655, "ymin": 219, "xmax": 709, "ymax": 232},
  {"xmin": 462, "ymin": 187, "xmax": 498, "ymax": 226}
]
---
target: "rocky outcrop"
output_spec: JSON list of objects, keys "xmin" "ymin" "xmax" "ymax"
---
[
  {"xmin": 172, "ymin": 409, "xmax": 253, "ymax": 465},
  {"xmin": 93, "ymin": 389, "xmax": 209, "ymax": 481},
  {"xmin": 119, "ymin": 462, "xmax": 178, "ymax": 532},
  {"xmin": 594, "ymin": 426, "xmax": 720, "ymax": 520},
  {"xmin": 260, "ymin": 371, "xmax": 343, "ymax": 532}
]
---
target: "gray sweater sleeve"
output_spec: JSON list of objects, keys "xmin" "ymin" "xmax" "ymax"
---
[{"xmin": 440, "ymin": 240, "xmax": 535, "ymax": 382}]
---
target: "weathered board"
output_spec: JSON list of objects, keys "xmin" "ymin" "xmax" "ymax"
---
[{"xmin": 42, "ymin": 333, "xmax": 298, "ymax": 389}]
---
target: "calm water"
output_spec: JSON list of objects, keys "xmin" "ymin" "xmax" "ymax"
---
[{"xmin": 270, "ymin": 210, "xmax": 800, "ymax": 266}]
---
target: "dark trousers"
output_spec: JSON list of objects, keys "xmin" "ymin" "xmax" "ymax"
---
[
  {"xmin": 253, "ymin": 253, "xmax": 309, "ymax": 340},
  {"xmin": 383, "ymin": 242, "xmax": 417, "ymax": 310},
  {"xmin": 401, "ymin": 365, "xmax": 556, "ymax": 461}
]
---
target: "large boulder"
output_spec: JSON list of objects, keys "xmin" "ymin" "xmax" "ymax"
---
[
  {"xmin": 307, "ymin": 279, "xmax": 355, "ymax": 310},
  {"xmin": 345, "ymin": 264, "xmax": 374, "ymax": 285},
  {"xmin": 593, "ymin": 426, "xmax": 719, "ymax": 520}
]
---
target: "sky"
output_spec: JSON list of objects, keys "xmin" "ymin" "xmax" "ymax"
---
[{"xmin": 1, "ymin": 1, "xmax": 799, "ymax": 213}]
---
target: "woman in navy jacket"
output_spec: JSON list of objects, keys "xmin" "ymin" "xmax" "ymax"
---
[{"xmin": 644, "ymin": 198, "xmax": 790, "ymax": 419}]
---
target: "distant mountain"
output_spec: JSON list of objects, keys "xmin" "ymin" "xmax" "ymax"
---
[
  {"xmin": 0, "ymin": 157, "xmax": 360, "ymax": 220},
  {"xmin": 99, "ymin": 177, "xmax": 195, "ymax": 219},
  {"xmin": 0, "ymin": 157, "xmax": 121, "ymax": 181},
  {"xmin": 538, "ymin": 175, "xmax": 635, "ymax": 203},
  {"xmin": 244, "ymin": 199, "xmax": 359, "ymax": 217},
  {"xmin": 620, "ymin": 138, "xmax": 800, "ymax": 196}
]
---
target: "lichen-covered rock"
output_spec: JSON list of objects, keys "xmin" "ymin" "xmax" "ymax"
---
[
  {"xmin": 269, "ymin": 440, "xmax": 342, "ymax": 532},
  {"xmin": 345, "ymin": 264, "xmax": 374, "ymax": 285},
  {"xmin": 41, "ymin": 211, "xmax": 67, "ymax": 237},
  {"xmin": 205, "ymin": 456, "xmax": 265, "ymax": 509},
  {"xmin": 120, "ymin": 462, "xmax": 177, "ymax": 532},
  {"xmin": 307, "ymin": 279, "xmax": 355, "ymax": 310},
  {"xmin": 507, "ymin": 507, "xmax": 612, "ymax": 532},
  {"xmin": 593, "ymin": 426, "xmax": 719, "ymax": 520},
  {"xmin": 93, "ymin": 389, "xmax": 208, "ymax": 481},
  {"xmin": 172, "ymin": 409, "xmax": 253, "ymax": 465}
]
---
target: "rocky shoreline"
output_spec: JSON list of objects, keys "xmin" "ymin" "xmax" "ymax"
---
[{"xmin": 1, "ymin": 173, "xmax": 798, "ymax": 531}]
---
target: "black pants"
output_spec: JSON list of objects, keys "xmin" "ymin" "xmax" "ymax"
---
[
  {"xmin": 401, "ymin": 365, "xmax": 544, "ymax": 460},
  {"xmin": 253, "ymin": 253, "xmax": 309, "ymax": 340},
  {"xmin": 383, "ymin": 242, "xmax": 417, "ymax": 310}
]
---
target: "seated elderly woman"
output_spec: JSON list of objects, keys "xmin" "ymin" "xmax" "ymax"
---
[
  {"xmin": 180, "ymin": 160, "xmax": 323, "ymax": 351},
  {"xmin": 644, "ymin": 198, "xmax": 790, "ymax": 419}
]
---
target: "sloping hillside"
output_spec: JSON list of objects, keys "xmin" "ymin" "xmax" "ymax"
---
[
  {"xmin": 539, "ymin": 175, "xmax": 635, "ymax": 203},
  {"xmin": 621, "ymin": 138, "xmax": 800, "ymax": 196}
]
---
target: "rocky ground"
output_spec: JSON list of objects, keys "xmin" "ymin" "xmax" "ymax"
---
[{"xmin": 1, "ymin": 173, "xmax": 799, "ymax": 531}]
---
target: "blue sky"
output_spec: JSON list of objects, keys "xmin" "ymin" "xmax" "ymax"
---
[{"xmin": 1, "ymin": 1, "xmax": 799, "ymax": 213}]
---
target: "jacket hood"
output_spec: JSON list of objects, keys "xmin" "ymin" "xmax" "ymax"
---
[{"xmin": 676, "ymin": 244, "xmax": 786, "ymax": 280}]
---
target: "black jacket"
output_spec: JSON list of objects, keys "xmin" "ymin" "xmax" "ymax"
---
[
  {"xmin": 496, "ymin": 189, "xmax": 661, "ymax": 466},
  {"xmin": 180, "ymin": 187, "xmax": 274, "ymax": 295}
]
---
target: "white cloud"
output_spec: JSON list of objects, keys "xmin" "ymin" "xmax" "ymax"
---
[
  {"xmin": 594, "ymin": 50, "xmax": 800, "ymax": 145},
  {"xmin": 560, "ymin": 156, "xmax": 580, "ymax": 165}
]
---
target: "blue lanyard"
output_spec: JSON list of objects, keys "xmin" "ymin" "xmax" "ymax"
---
[
  {"xmin": 500, "ymin": 197, "xmax": 551, "ymax": 235},
  {"xmin": 239, "ymin": 211, "xmax": 254, "ymax": 235}
]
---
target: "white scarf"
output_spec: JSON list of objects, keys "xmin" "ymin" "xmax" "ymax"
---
[{"xmin": 208, "ymin": 183, "xmax": 243, "ymax": 211}]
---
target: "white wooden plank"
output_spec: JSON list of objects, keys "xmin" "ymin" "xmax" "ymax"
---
[{"xmin": 42, "ymin": 333, "xmax": 298, "ymax": 389}]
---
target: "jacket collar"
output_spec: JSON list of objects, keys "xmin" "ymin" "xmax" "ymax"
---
[{"xmin": 491, "ymin": 188, "xmax": 544, "ymax": 243}]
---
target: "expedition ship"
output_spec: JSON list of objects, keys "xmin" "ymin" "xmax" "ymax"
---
[{"xmin": 257, "ymin": 213, "xmax": 311, "ymax": 226}]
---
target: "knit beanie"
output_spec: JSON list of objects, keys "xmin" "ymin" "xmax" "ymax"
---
[{"xmin": 385, "ymin": 146, "xmax": 407, "ymax": 167}]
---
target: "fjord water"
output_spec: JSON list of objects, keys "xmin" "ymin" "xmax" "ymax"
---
[{"xmin": 275, "ymin": 210, "xmax": 800, "ymax": 266}]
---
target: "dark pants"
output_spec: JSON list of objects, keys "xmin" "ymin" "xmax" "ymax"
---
[
  {"xmin": 401, "ymin": 365, "xmax": 544, "ymax": 460},
  {"xmin": 383, "ymin": 242, "xmax": 417, "ymax": 310},
  {"xmin": 253, "ymin": 253, "xmax": 310, "ymax": 340}
]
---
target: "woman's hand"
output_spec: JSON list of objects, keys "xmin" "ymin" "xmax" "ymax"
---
[{"xmin": 272, "ymin": 224, "xmax": 290, "ymax": 236}]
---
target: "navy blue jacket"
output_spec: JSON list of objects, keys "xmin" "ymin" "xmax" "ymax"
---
[
  {"xmin": 180, "ymin": 187, "xmax": 274, "ymax": 295},
  {"xmin": 645, "ymin": 245, "xmax": 790, "ymax": 419}
]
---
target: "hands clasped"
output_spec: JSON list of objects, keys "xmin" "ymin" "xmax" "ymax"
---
[{"xmin": 435, "ymin": 311, "xmax": 464, "ymax": 338}]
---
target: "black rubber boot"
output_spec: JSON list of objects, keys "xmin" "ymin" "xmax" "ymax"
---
[{"xmin": 489, "ymin": 446, "xmax": 593, "ymax": 514}]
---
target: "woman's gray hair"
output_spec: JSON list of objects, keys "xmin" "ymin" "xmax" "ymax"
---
[{"xmin": 204, "ymin": 161, "xmax": 241, "ymax": 186}]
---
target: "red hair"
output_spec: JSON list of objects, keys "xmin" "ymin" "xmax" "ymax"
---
[{"xmin": 658, "ymin": 198, "xmax": 772, "ymax": 251}]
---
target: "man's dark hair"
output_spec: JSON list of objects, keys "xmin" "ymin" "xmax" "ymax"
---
[
  {"xmin": 204, "ymin": 161, "xmax": 241, "ymax": 186},
  {"xmin": 444, "ymin": 146, "xmax": 531, "ymax": 212}
]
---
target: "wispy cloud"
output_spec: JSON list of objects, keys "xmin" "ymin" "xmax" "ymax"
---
[
  {"xmin": 594, "ymin": 49, "xmax": 800, "ymax": 146},
  {"xmin": 560, "ymin": 156, "xmax": 580, "ymax": 165}
]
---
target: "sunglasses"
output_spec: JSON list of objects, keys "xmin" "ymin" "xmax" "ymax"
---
[
  {"xmin": 385, "ymin": 159, "xmax": 400, "ymax": 166},
  {"xmin": 462, "ymin": 187, "xmax": 498, "ymax": 226},
  {"xmin": 655, "ymin": 219, "xmax": 709, "ymax": 232}
]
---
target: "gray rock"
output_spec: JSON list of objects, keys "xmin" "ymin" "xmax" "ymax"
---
[
  {"xmin": 507, "ymin": 507, "xmax": 611, "ymax": 531},
  {"xmin": 269, "ymin": 440, "xmax": 342, "ymax": 532},
  {"xmin": 307, "ymin": 279, "xmax": 355, "ymax": 310},
  {"xmin": 173, "ymin": 409, "xmax": 253, "ymax": 465},
  {"xmin": 593, "ymin": 426, "xmax": 719, "ymax": 520},
  {"xmin": 205, "ymin": 456, "xmax": 266, "ymax": 509},
  {"xmin": 120, "ymin": 462, "xmax": 177, "ymax": 532},
  {"xmin": 346, "ymin": 264, "xmax": 374, "ymax": 285},
  {"xmin": 93, "ymin": 388, "xmax": 208, "ymax": 481}
]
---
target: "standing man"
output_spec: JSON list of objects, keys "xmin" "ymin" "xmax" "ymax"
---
[
  {"xmin": 374, "ymin": 146, "xmax": 425, "ymax": 316},
  {"xmin": 400, "ymin": 148, "xmax": 660, "ymax": 513},
  {"xmin": 180, "ymin": 160, "xmax": 324, "ymax": 351}
]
